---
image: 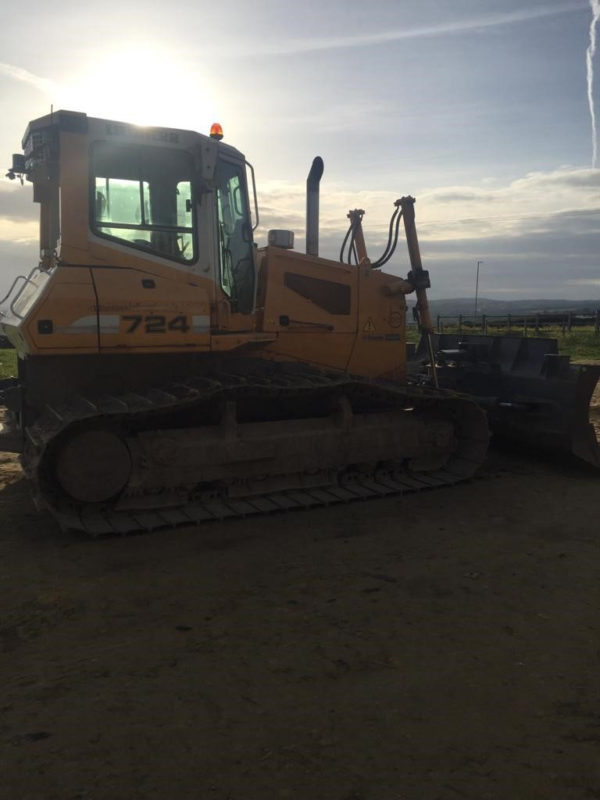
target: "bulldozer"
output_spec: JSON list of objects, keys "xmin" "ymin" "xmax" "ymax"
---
[{"xmin": 0, "ymin": 110, "xmax": 596, "ymax": 535}]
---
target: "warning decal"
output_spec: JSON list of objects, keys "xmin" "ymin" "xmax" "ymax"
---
[{"xmin": 362, "ymin": 317, "xmax": 376, "ymax": 334}]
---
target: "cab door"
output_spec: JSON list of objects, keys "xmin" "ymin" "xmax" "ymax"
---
[{"xmin": 214, "ymin": 157, "xmax": 256, "ymax": 328}]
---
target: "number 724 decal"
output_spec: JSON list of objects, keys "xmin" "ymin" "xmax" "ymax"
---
[{"xmin": 122, "ymin": 314, "xmax": 190, "ymax": 334}]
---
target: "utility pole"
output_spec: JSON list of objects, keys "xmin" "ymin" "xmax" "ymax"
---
[{"xmin": 474, "ymin": 260, "xmax": 483, "ymax": 316}]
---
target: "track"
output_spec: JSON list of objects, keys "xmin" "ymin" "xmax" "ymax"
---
[{"xmin": 21, "ymin": 362, "xmax": 489, "ymax": 536}]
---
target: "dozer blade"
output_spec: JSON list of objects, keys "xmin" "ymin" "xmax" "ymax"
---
[{"xmin": 409, "ymin": 334, "xmax": 600, "ymax": 468}]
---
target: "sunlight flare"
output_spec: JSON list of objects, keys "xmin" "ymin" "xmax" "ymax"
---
[{"xmin": 62, "ymin": 43, "xmax": 217, "ymax": 133}]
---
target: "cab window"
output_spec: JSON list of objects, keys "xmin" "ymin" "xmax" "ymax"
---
[{"xmin": 91, "ymin": 143, "xmax": 196, "ymax": 263}]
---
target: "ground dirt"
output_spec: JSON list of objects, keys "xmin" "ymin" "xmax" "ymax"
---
[{"xmin": 1, "ymin": 412, "xmax": 599, "ymax": 800}]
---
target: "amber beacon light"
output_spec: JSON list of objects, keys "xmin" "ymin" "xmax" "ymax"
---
[{"xmin": 209, "ymin": 123, "xmax": 224, "ymax": 140}]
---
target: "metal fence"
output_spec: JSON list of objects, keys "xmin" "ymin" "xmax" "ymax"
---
[{"xmin": 432, "ymin": 311, "xmax": 600, "ymax": 335}]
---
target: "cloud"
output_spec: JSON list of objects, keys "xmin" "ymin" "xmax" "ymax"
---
[
  {"xmin": 253, "ymin": 164, "xmax": 600, "ymax": 299},
  {"xmin": 0, "ymin": 182, "xmax": 36, "ymax": 224},
  {"xmin": 0, "ymin": 183, "xmax": 37, "ymax": 248},
  {"xmin": 0, "ymin": 219, "xmax": 38, "ymax": 245},
  {"xmin": 257, "ymin": 166, "xmax": 600, "ymax": 244},
  {"xmin": 425, "ymin": 190, "xmax": 499, "ymax": 204},
  {"xmin": 239, "ymin": 2, "xmax": 587, "ymax": 57},
  {"xmin": 417, "ymin": 168, "xmax": 600, "ymax": 242},
  {"xmin": 509, "ymin": 167, "xmax": 600, "ymax": 190},
  {"xmin": 0, "ymin": 240, "xmax": 39, "ymax": 295},
  {"xmin": 0, "ymin": 62, "xmax": 58, "ymax": 96}
]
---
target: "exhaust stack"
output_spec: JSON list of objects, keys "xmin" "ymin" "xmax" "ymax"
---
[{"xmin": 306, "ymin": 156, "xmax": 324, "ymax": 256}]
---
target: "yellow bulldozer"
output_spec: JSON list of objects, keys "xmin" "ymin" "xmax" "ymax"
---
[{"xmin": 0, "ymin": 111, "xmax": 597, "ymax": 535}]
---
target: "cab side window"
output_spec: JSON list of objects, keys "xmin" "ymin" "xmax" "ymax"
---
[
  {"xmin": 216, "ymin": 158, "xmax": 255, "ymax": 313},
  {"xmin": 92, "ymin": 143, "xmax": 196, "ymax": 264}
]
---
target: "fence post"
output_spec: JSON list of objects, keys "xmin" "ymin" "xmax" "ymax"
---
[
  {"xmin": 596, "ymin": 310, "xmax": 600, "ymax": 333},
  {"xmin": 524, "ymin": 316, "xmax": 528, "ymax": 337},
  {"xmin": 561, "ymin": 315, "xmax": 566, "ymax": 336},
  {"xmin": 535, "ymin": 314, "xmax": 540, "ymax": 334},
  {"xmin": 458, "ymin": 315, "xmax": 462, "ymax": 334},
  {"xmin": 508, "ymin": 314, "xmax": 512, "ymax": 333},
  {"xmin": 437, "ymin": 314, "xmax": 440, "ymax": 333},
  {"xmin": 567, "ymin": 312, "xmax": 572, "ymax": 332},
  {"xmin": 482, "ymin": 314, "xmax": 487, "ymax": 335}
]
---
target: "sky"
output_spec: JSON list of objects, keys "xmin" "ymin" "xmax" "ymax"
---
[{"xmin": 1, "ymin": 0, "xmax": 599, "ymax": 301}]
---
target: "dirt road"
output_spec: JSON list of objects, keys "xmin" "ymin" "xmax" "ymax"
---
[{"xmin": 1, "ymin": 435, "xmax": 599, "ymax": 800}]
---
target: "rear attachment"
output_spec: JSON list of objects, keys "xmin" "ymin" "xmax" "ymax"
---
[
  {"xmin": 22, "ymin": 363, "xmax": 489, "ymax": 536},
  {"xmin": 410, "ymin": 334, "xmax": 600, "ymax": 468}
]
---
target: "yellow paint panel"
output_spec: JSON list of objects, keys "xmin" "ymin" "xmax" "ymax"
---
[
  {"xmin": 92, "ymin": 267, "xmax": 212, "ymax": 352},
  {"xmin": 260, "ymin": 248, "xmax": 357, "ymax": 334},
  {"xmin": 26, "ymin": 267, "xmax": 99, "ymax": 352},
  {"xmin": 263, "ymin": 333, "xmax": 356, "ymax": 372},
  {"xmin": 347, "ymin": 267, "xmax": 407, "ymax": 379}
]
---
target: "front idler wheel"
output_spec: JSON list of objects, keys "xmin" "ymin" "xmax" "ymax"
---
[{"xmin": 54, "ymin": 428, "xmax": 132, "ymax": 504}]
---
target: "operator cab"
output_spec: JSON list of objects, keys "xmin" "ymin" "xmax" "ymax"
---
[{"xmin": 10, "ymin": 110, "xmax": 258, "ymax": 315}]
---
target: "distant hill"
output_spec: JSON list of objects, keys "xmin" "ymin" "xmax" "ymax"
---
[{"xmin": 407, "ymin": 298, "xmax": 600, "ymax": 318}]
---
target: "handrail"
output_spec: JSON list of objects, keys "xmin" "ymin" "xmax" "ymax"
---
[
  {"xmin": 10, "ymin": 275, "xmax": 38, "ymax": 319},
  {"xmin": 3, "ymin": 266, "xmax": 44, "ymax": 320},
  {"xmin": 0, "ymin": 275, "xmax": 27, "ymax": 313}
]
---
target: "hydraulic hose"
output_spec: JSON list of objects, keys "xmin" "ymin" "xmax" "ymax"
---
[{"xmin": 372, "ymin": 205, "xmax": 403, "ymax": 268}]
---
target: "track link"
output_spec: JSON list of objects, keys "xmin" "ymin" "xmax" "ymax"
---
[{"xmin": 22, "ymin": 362, "xmax": 489, "ymax": 536}]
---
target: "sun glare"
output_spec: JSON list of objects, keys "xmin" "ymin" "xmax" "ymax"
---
[{"xmin": 62, "ymin": 43, "xmax": 218, "ymax": 133}]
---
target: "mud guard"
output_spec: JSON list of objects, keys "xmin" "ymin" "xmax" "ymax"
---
[{"xmin": 409, "ymin": 334, "xmax": 600, "ymax": 468}]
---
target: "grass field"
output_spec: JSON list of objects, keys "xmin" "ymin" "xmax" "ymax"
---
[
  {"xmin": 553, "ymin": 329, "xmax": 600, "ymax": 360},
  {"xmin": 0, "ymin": 349, "xmax": 17, "ymax": 379},
  {"xmin": 0, "ymin": 328, "xmax": 598, "ymax": 380}
]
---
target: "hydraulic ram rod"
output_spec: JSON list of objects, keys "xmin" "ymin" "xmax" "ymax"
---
[{"xmin": 399, "ymin": 196, "xmax": 439, "ymax": 387}]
